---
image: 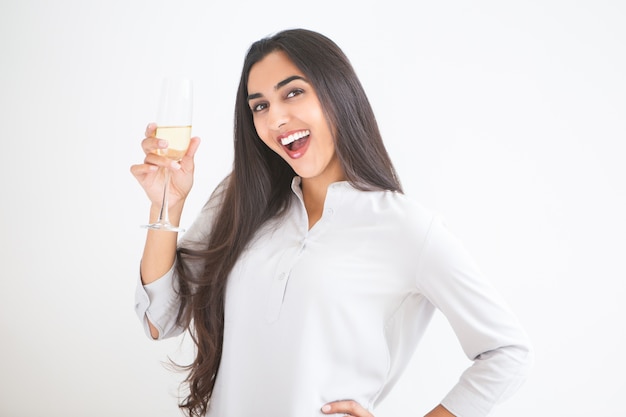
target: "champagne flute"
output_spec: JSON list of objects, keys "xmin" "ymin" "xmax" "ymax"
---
[{"xmin": 142, "ymin": 77, "xmax": 193, "ymax": 232}]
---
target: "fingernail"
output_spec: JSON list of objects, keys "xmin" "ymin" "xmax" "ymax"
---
[
  {"xmin": 170, "ymin": 161, "xmax": 181, "ymax": 170},
  {"xmin": 321, "ymin": 404, "xmax": 331, "ymax": 412},
  {"xmin": 158, "ymin": 139, "xmax": 168, "ymax": 148}
]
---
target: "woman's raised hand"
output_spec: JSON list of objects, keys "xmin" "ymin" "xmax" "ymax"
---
[{"xmin": 130, "ymin": 123, "xmax": 201, "ymax": 210}]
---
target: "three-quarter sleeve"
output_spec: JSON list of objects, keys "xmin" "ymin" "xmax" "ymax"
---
[
  {"xmin": 134, "ymin": 264, "xmax": 185, "ymax": 340},
  {"xmin": 133, "ymin": 178, "xmax": 228, "ymax": 341},
  {"xmin": 415, "ymin": 216, "xmax": 533, "ymax": 417}
]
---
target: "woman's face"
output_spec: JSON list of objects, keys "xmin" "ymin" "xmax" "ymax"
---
[{"xmin": 247, "ymin": 50, "xmax": 345, "ymax": 184}]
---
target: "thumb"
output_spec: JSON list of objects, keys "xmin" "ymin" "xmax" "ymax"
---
[{"xmin": 185, "ymin": 136, "xmax": 201, "ymax": 158}]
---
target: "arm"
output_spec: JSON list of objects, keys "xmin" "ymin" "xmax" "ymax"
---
[
  {"xmin": 416, "ymin": 216, "xmax": 533, "ymax": 417},
  {"xmin": 131, "ymin": 123, "xmax": 201, "ymax": 338},
  {"xmin": 141, "ymin": 215, "xmax": 181, "ymax": 339}
]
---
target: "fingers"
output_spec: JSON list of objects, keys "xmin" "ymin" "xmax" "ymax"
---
[
  {"xmin": 321, "ymin": 400, "xmax": 374, "ymax": 417},
  {"xmin": 141, "ymin": 136, "xmax": 169, "ymax": 156},
  {"xmin": 129, "ymin": 162, "xmax": 158, "ymax": 183},
  {"xmin": 145, "ymin": 122, "xmax": 157, "ymax": 137},
  {"xmin": 130, "ymin": 163, "xmax": 157, "ymax": 176},
  {"xmin": 135, "ymin": 125, "xmax": 200, "ymax": 175},
  {"xmin": 141, "ymin": 122, "xmax": 170, "ymax": 156},
  {"xmin": 143, "ymin": 152, "xmax": 182, "ymax": 171}
]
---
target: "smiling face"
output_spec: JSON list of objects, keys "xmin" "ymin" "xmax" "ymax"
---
[{"xmin": 247, "ymin": 50, "xmax": 345, "ymax": 185}]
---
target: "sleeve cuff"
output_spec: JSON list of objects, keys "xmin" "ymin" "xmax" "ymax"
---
[{"xmin": 134, "ymin": 264, "xmax": 183, "ymax": 339}]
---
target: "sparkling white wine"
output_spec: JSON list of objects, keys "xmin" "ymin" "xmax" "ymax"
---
[{"xmin": 155, "ymin": 125, "xmax": 192, "ymax": 160}]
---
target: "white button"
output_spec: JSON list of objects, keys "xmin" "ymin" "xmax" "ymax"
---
[
  {"xmin": 278, "ymin": 272, "xmax": 286, "ymax": 281},
  {"xmin": 325, "ymin": 208, "xmax": 334, "ymax": 215}
]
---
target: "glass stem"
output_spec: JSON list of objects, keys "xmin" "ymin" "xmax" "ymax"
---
[{"xmin": 158, "ymin": 168, "xmax": 172, "ymax": 226}]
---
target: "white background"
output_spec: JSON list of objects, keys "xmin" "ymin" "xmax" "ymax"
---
[{"xmin": 1, "ymin": 0, "xmax": 624, "ymax": 416}]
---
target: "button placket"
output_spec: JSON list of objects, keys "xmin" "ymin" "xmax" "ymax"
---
[{"xmin": 265, "ymin": 241, "xmax": 306, "ymax": 323}]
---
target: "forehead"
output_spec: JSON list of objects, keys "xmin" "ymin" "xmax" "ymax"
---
[{"xmin": 247, "ymin": 50, "xmax": 304, "ymax": 92}]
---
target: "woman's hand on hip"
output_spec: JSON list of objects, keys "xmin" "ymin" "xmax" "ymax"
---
[{"xmin": 321, "ymin": 400, "xmax": 374, "ymax": 416}]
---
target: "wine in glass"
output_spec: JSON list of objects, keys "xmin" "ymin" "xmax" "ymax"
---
[{"xmin": 142, "ymin": 77, "xmax": 193, "ymax": 232}]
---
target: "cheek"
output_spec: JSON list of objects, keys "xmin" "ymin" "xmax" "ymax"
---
[{"xmin": 304, "ymin": 100, "xmax": 330, "ymax": 135}]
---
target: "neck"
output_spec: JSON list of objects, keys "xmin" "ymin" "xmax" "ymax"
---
[{"xmin": 300, "ymin": 165, "xmax": 345, "ymax": 229}]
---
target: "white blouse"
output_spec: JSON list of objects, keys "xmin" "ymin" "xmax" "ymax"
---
[{"xmin": 135, "ymin": 178, "xmax": 532, "ymax": 417}]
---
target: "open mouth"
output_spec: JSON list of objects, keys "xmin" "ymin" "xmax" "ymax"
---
[{"xmin": 280, "ymin": 130, "xmax": 310, "ymax": 152}]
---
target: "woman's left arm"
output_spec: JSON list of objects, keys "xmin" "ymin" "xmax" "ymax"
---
[
  {"xmin": 416, "ymin": 216, "xmax": 534, "ymax": 417},
  {"xmin": 322, "ymin": 217, "xmax": 532, "ymax": 417}
]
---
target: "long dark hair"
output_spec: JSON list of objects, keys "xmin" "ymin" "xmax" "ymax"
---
[{"xmin": 174, "ymin": 28, "xmax": 402, "ymax": 417}]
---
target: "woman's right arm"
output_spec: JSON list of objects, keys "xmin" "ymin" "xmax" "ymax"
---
[{"xmin": 130, "ymin": 123, "xmax": 201, "ymax": 338}]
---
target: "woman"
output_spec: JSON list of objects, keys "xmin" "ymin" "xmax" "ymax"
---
[{"xmin": 131, "ymin": 28, "xmax": 532, "ymax": 417}]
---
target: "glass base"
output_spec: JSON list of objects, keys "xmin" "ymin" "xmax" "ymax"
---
[{"xmin": 141, "ymin": 221, "xmax": 185, "ymax": 232}]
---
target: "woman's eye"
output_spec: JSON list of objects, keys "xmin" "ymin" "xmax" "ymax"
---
[
  {"xmin": 286, "ymin": 88, "xmax": 304, "ymax": 99},
  {"xmin": 251, "ymin": 102, "xmax": 267, "ymax": 112}
]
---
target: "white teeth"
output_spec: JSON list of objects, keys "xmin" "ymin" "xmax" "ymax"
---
[{"xmin": 280, "ymin": 130, "xmax": 310, "ymax": 146}]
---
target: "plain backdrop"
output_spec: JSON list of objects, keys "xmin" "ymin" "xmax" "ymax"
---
[{"xmin": 1, "ymin": 0, "xmax": 624, "ymax": 416}]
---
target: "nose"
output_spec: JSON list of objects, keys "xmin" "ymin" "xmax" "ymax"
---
[{"xmin": 267, "ymin": 101, "xmax": 289, "ymax": 131}]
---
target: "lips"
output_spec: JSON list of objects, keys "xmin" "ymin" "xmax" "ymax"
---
[
  {"xmin": 278, "ymin": 129, "xmax": 310, "ymax": 158},
  {"xmin": 280, "ymin": 129, "xmax": 310, "ymax": 146}
]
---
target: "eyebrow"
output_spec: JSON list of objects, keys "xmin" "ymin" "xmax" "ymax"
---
[{"xmin": 247, "ymin": 75, "xmax": 307, "ymax": 102}]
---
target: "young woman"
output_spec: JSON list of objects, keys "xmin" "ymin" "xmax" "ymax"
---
[{"xmin": 131, "ymin": 28, "xmax": 532, "ymax": 417}]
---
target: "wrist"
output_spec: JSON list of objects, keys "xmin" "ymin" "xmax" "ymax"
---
[{"xmin": 148, "ymin": 201, "xmax": 184, "ymax": 225}]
